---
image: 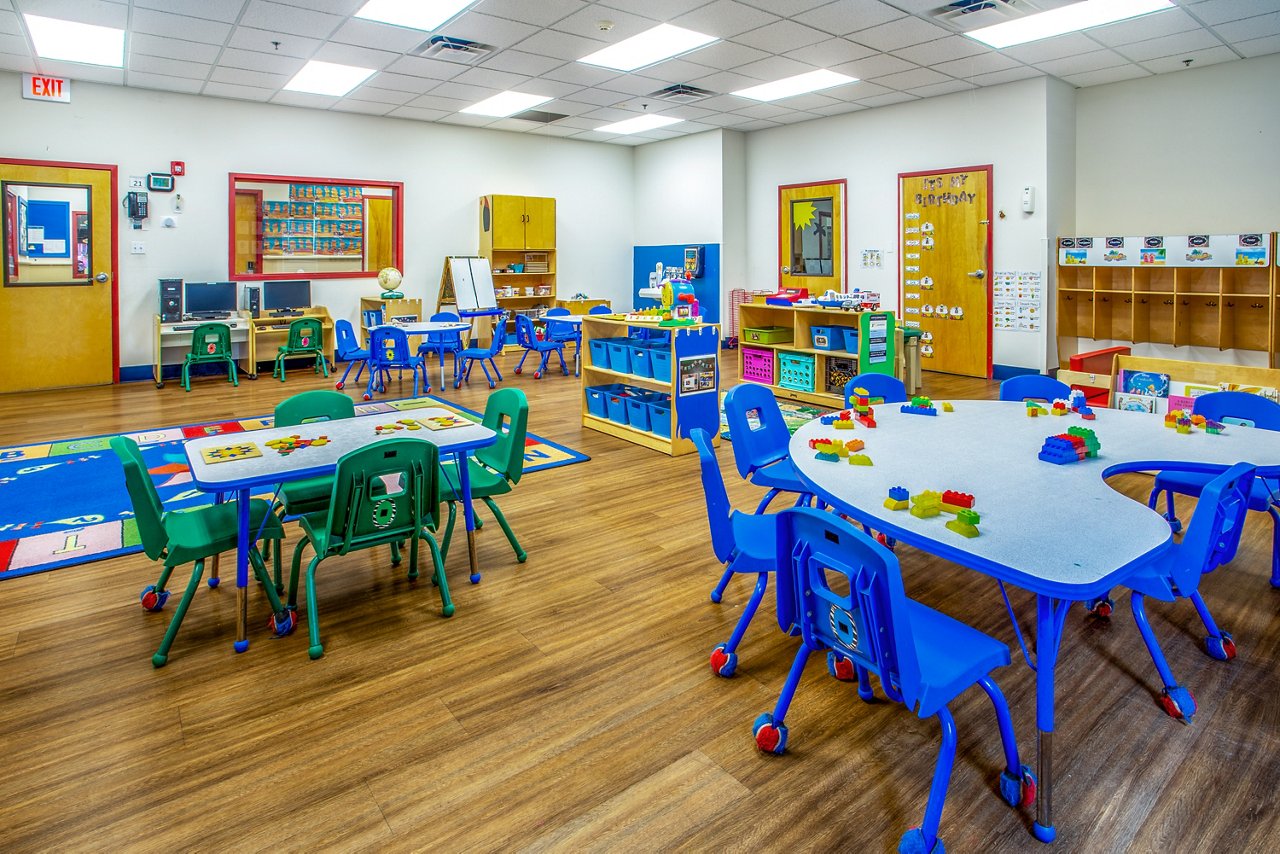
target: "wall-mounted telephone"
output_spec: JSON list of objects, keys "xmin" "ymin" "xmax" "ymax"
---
[{"xmin": 124, "ymin": 191, "xmax": 149, "ymax": 220}]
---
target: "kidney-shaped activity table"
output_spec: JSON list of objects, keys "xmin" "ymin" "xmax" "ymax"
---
[{"xmin": 788, "ymin": 399, "xmax": 1280, "ymax": 843}]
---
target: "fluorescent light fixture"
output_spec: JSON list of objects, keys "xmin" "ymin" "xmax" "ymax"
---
[
  {"xmin": 965, "ymin": 0, "xmax": 1174, "ymax": 49},
  {"xmin": 579, "ymin": 24, "xmax": 717, "ymax": 71},
  {"xmin": 733, "ymin": 70, "xmax": 857, "ymax": 102},
  {"xmin": 596, "ymin": 114, "xmax": 683, "ymax": 135},
  {"xmin": 24, "ymin": 14, "xmax": 124, "ymax": 67},
  {"xmin": 462, "ymin": 91, "xmax": 554, "ymax": 117},
  {"xmin": 284, "ymin": 60, "xmax": 376, "ymax": 96},
  {"xmin": 354, "ymin": 0, "xmax": 477, "ymax": 32}
]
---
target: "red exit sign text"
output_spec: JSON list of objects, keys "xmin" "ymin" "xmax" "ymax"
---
[{"xmin": 22, "ymin": 74, "xmax": 71, "ymax": 103}]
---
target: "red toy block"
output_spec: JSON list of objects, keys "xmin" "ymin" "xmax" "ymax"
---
[{"xmin": 941, "ymin": 490, "xmax": 974, "ymax": 509}]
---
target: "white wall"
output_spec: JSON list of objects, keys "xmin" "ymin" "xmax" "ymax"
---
[
  {"xmin": 0, "ymin": 71, "xmax": 635, "ymax": 369},
  {"xmin": 1044, "ymin": 77, "xmax": 1077, "ymax": 369},
  {"xmin": 744, "ymin": 77, "xmax": 1057, "ymax": 370},
  {"xmin": 632, "ymin": 129, "xmax": 724, "ymax": 246},
  {"xmin": 720, "ymin": 129, "xmax": 747, "ymax": 327}
]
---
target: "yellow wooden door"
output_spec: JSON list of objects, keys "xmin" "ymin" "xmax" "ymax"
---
[
  {"xmin": 523, "ymin": 196, "xmax": 556, "ymax": 249},
  {"xmin": 489, "ymin": 195, "xmax": 526, "ymax": 249},
  {"xmin": 899, "ymin": 167, "xmax": 991, "ymax": 378},
  {"xmin": 778, "ymin": 180, "xmax": 845, "ymax": 294},
  {"xmin": 233, "ymin": 191, "xmax": 259, "ymax": 275},
  {"xmin": 365, "ymin": 196, "xmax": 394, "ymax": 271},
  {"xmin": 0, "ymin": 160, "xmax": 116, "ymax": 391}
]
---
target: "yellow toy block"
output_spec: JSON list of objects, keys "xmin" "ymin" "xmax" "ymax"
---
[
  {"xmin": 1026, "ymin": 407, "xmax": 1040, "ymax": 417},
  {"xmin": 946, "ymin": 519, "xmax": 980, "ymax": 538},
  {"xmin": 941, "ymin": 402, "xmax": 954, "ymax": 412},
  {"xmin": 848, "ymin": 454, "xmax": 873, "ymax": 466},
  {"xmin": 910, "ymin": 490, "xmax": 942, "ymax": 519},
  {"xmin": 884, "ymin": 497, "xmax": 909, "ymax": 510},
  {"xmin": 833, "ymin": 419, "xmax": 856, "ymax": 430}
]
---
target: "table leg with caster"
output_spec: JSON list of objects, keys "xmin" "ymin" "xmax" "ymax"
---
[
  {"xmin": 1033, "ymin": 594, "xmax": 1069, "ymax": 843},
  {"xmin": 456, "ymin": 450, "xmax": 481, "ymax": 584},
  {"xmin": 209, "ymin": 491, "xmax": 223, "ymax": 587},
  {"xmin": 234, "ymin": 488, "xmax": 251, "ymax": 653}
]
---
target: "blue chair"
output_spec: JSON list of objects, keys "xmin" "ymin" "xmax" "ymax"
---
[
  {"xmin": 333, "ymin": 319, "xmax": 369, "ymax": 391},
  {"xmin": 455, "ymin": 313, "xmax": 507, "ymax": 390},
  {"xmin": 1124, "ymin": 462, "xmax": 1256, "ymax": 721},
  {"xmin": 753, "ymin": 507, "xmax": 1034, "ymax": 854},
  {"xmin": 543, "ymin": 307, "xmax": 577, "ymax": 345},
  {"xmin": 691, "ymin": 428, "xmax": 778, "ymax": 678},
  {"xmin": 588, "ymin": 304, "xmax": 612, "ymax": 315},
  {"xmin": 364, "ymin": 326, "xmax": 427, "ymax": 400},
  {"xmin": 722, "ymin": 383, "xmax": 812, "ymax": 514},
  {"xmin": 843, "ymin": 372, "xmax": 908, "ymax": 406},
  {"xmin": 998, "ymin": 374, "xmax": 1071, "ymax": 402},
  {"xmin": 418, "ymin": 311, "xmax": 465, "ymax": 388},
  {"xmin": 513, "ymin": 314, "xmax": 568, "ymax": 379}
]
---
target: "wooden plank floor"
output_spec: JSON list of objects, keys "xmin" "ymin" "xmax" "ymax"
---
[{"xmin": 1, "ymin": 354, "xmax": 1278, "ymax": 852}]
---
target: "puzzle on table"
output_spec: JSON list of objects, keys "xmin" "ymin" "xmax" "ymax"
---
[
  {"xmin": 420, "ymin": 414, "xmax": 470, "ymax": 431},
  {"xmin": 199, "ymin": 442, "xmax": 262, "ymax": 464},
  {"xmin": 265, "ymin": 435, "xmax": 329, "ymax": 455},
  {"xmin": 374, "ymin": 418, "xmax": 425, "ymax": 434}
]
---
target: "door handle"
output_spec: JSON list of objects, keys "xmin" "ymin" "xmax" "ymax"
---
[
  {"xmin": 967, "ymin": 269, "xmax": 985, "ymax": 279},
  {"xmin": 94, "ymin": 272, "xmax": 109, "ymax": 283},
  {"xmin": 780, "ymin": 266, "xmax": 790, "ymax": 275}
]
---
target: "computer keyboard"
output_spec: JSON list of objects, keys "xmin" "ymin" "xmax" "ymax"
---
[{"xmin": 173, "ymin": 323, "xmax": 238, "ymax": 331}]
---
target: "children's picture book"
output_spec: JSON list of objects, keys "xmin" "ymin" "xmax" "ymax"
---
[
  {"xmin": 1113, "ymin": 393, "xmax": 1157, "ymax": 413},
  {"xmin": 1121, "ymin": 370, "xmax": 1170, "ymax": 397}
]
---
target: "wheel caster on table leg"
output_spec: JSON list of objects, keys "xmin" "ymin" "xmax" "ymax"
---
[
  {"xmin": 752, "ymin": 713, "xmax": 788, "ymax": 754},
  {"xmin": 1204, "ymin": 632, "xmax": 1236, "ymax": 661},
  {"xmin": 709, "ymin": 644, "xmax": 738, "ymax": 677},
  {"xmin": 234, "ymin": 639, "xmax": 249, "ymax": 653},
  {"xmin": 999, "ymin": 765, "xmax": 1037, "ymax": 807},
  {"xmin": 1158, "ymin": 685, "xmax": 1196, "ymax": 722},
  {"xmin": 827, "ymin": 651, "xmax": 856, "ymax": 682}
]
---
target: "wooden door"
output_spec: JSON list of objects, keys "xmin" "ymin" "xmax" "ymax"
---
[
  {"xmin": 233, "ymin": 190, "xmax": 261, "ymax": 276},
  {"xmin": 365, "ymin": 196, "xmax": 394, "ymax": 270},
  {"xmin": 488, "ymin": 195, "xmax": 526, "ymax": 249},
  {"xmin": 899, "ymin": 166, "xmax": 992, "ymax": 378},
  {"xmin": 778, "ymin": 180, "xmax": 845, "ymax": 294},
  {"xmin": 0, "ymin": 159, "xmax": 117, "ymax": 391},
  {"xmin": 523, "ymin": 196, "xmax": 556, "ymax": 249}
]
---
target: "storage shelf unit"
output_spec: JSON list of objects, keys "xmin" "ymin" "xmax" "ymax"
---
[
  {"xmin": 736, "ymin": 303, "xmax": 903, "ymax": 408},
  {"xmin": 1056, "ymin": 233, "xmax": 1278, "ymax": 368},
  {"xmin": 480, "ymin": 195, "xmax": 556, "ymax": 348},
  {"xmin": 358, "ymin": 296, "xmax": 423, "ymax": 345},
  {"xmin": 580, "ymin": 315, "xmax": 720, "ymax": 456}
]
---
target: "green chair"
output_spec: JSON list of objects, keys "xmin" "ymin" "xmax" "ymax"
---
[
  {"xmin": 286, "ymin": 437, "xmax": 452, "ymax": 659},
  {"xmin": 274, "ymin": 317, "xmax": 328, "ymax": 382},
  {"xmin": 111, "ymin": 436, "xmax": 295, "ymax": 667},
  {"xmin": 439, "ymin": 387, "xmax": 530, "ymax": 565},
  {"xmin": 181, "ymin": 322, "xmax": 238, "ymax": 393}
]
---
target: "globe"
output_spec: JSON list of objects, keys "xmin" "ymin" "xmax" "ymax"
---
[{"xmin": 377, "ymin": 266, "xmax": 404, "ymax": 299}]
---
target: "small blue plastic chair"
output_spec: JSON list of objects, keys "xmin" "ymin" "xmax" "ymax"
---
[
  {"xmin": 333, "ymin": 319, "xmax": 369, "ymax": 391},
  {"xmin": 998, "ymin": 374, "xmax": 1071, "ymax": 402},
  {"xmin": 543, "ymin": 307, "xmax": 577, "ymax": 345},
  {"xmin": 691, "ymin": 428, "xmax": 778, "ymax": 678},
  {"xmin": 364, "ymin": 326, "xmax": 427, "ymax": 400},
  {"xmin": 1123, "ymin": 462, "xmax": 1256, "ymax": 722},
  {"xmin": 588, "ymin": 304, "xmax": 612, "ymax": 315},
  {"xmin": 513, "ymin": 314, "xmax": 568, "ymax": 379},
  {"xmin": 1147, "ymin": 391, "xmax": 1280, "ymax": 594},
  {"xmin": 417, "ymin": 311, "xmax": 465, "ymax": 388},
  {"xmin": 843, "ymin": 372, "xmax": 908, "ymax": 406},
  {"xmin": 455, "ymin": 313, "xmax": 507, "ymax": 390},
  {"xmin": 722, "ymin": 383, "xmax": 812, "ymax": 514},
  {"xmin": 753, "ymin": 507, "xmax": 1034, "ymax": 854}
]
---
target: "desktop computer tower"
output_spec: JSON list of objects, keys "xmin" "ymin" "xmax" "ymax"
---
[
  {"xmin": 159, "ymin": 278, "xmax": 182, "ymax": 323},
  {"xmin": 244, "ymin": 285, "xmax": 260, "ymax": 318}
]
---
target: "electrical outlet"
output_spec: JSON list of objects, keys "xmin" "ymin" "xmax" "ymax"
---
[
  {"xmin": 131, "ymin": 241, "xmax": 145, "ymax": 254},
  {"xmin": 129, "ymin": 175, "xmax": 145, "ymax": 189}
]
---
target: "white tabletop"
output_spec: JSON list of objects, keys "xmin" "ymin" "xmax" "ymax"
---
[
  {"xmin": 185, "ymin": 407, "xmax": 494, "ymax": 492},
  {"xmin": 544, "ymin": 315, "xmax": 585, "ymax": 325},
  {"xmin": 789, "ymin": 399, "xmax": 1280, "ymax": 595},
  {"xmin": 377, "ymin": 321, "xmax": 470, "ymax": 335}
]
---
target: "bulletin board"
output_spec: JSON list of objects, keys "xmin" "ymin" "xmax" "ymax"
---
[
  {"xmin": 25, "ymin": 199, "xmax": 71, "ymax": 258},
  {"xmin": 443, "ymin": 256, "xmax": 497, "ymax": 313}
]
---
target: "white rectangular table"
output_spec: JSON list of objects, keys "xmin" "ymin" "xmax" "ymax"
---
[{"xmin": 184, "ymin": 407, "xmax": 495, "ymax": 652}]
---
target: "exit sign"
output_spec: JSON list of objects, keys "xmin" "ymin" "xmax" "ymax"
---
[{"xmin": 22, "ymin": 74, "xmax": 71, "ymax": 103}]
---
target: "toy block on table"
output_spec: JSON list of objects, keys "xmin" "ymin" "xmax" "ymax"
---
[
  {"xmin": 1078, "ymin": 405, "xmax": 1096, "ymax": 420},
  {"xmin": 847, "ymin": 453, "xmax": 873, "ymax": 466},
  {"xmin": 850, "ymin": 390, "xmax": 878, "ymax": 427},
  {"xmin": 833, "ymin": 418, "xmax": 856, "ymax": 431},
  {"xmin": 1190, "ymin": 414, "xmax": 1207, "ymax": 427},
  {"xmin": 884, "ymin": 486, "xmax": 910, "ymax": 511},
  {"xmin": 1205, "ymin": 420, "xmax": 1225, "ymax": 435},
  {"xmin": 940, "ymin": 490, "xmax": 974, "ymax": 514},
  {"xmin": 421, "ymin": 413, "xmax": 471, "ymax": 431},
  {"xmin": 264, "ymin": 434, "xmax": 329, "ymax": 456},
  {"xmin": 1050, "ymin": 400, "xmax": 1069, "ymax": 416},
  {"xmin": 1026, "ymin": 402, "xmax": 1046, "ymax": 417},
  {"xmin": 901, "ymin": 395, "xmax": 937, "ymax": 416},
  {"xmin": 941, "ymin": 401, "xmax": 954, "ymax": 412},
  {"xmin": 1067, "ymin": 389, "xmax": 1087, "ymax": 411},
  {"xmin": 199, "ymin": 442, "xmax": 262, "ymax": 465},
  {"xmin": 819, "ymin": 414, "xmax": 839, "ymax": 426},
  {"xmin": 815, "ymin": 451, "xmax": 841, "ymax": 463},
  {"xmin": 910, "ymin": 490, "xmax": 942, "ymax": 518},
  {"xmin": 946, "ymin": 508, "xmax": 981, "ymax": 538},
  {"xmin": 1038, "ymin": 426, "xmax": 1100, "ymax": 465}
]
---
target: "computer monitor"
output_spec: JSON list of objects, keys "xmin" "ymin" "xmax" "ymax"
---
[
  {"xmin": 263, "ymin": 279, "xmax": 312, "ymax": 311},
  {"xmin": 184, "ymin": 281, "xmax": 238, "ymax": 316}
]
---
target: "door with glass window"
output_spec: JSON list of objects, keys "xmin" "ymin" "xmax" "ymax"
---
[{"xmin": 778, "ymin": 180, "xmax": 845, "ymax": 293}]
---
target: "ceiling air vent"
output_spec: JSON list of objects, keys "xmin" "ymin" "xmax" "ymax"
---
[
  {"xmin": 648, "ymin": 83, "xmax": 715, "ymax": 104},
  {"xmin": 511, "ymin": 109, "xmax": 569, "ymax": 124},
  {"xmin": 414, "ymin": 35, "xmax": 494, "ymax": 64},
  {"xmin": 930, "ymin": 0, "xmax": 1060, "ymax": 32}
]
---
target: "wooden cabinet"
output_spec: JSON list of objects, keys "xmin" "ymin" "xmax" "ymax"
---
[
  {"xmin": 482, "ymin": 194, "xmax": 555, "ymax": 250},
  {"xmin": 480, "ymin": 195, "xmax": 557, "ymax": 348},
  {"xmin": 359, "ymin": 296, "xmax": 423, "ymax": 345},
  {"xmin": 1056, "ymin": 233, "xmax": 1277, "ymax": 368}
]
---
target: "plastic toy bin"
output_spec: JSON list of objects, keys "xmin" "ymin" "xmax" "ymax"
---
[
  {"xmin": 628, "ymin": 342, "xmax": 654, "ymax": 378},
  {"xmin": 606, "ymin": 340, "xmax": 632, "ymax": 373},
  {"xmin": 810, "ymin": 325, "xmax": 838, "ymax": 351},
  {"xmin": 742, "ymin": 326, "xmax": 792, "ymax": 345},
  {"xmin": 585, "ymin": 383, "xmax": 626, "ymax": 420},
  {"xmin": 841, "ymin": 327, "xmax": 860, "ymax": 353},
  {"xmin": 588, "ymin": 338, "xmax": 615, "ymax": 368},
  {"xmin": 626, "ymin": 395, "xmax": 654, "ymax": 431},
  {"xmin": 649, "ymin": 400, "xmax": 672, "ymax": 438},
  {"xmin": 651, "ymin": 348, "xmax": 673, "ymax": 383},
  {"xmin": 742, "ymin": 346, "xmax": 774, "ymax": 385},
  {"xmin": 778, "ymin": 352, "xmax": 816, "ymax": 392}
]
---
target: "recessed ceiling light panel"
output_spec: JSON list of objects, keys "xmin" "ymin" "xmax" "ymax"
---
[
  {"xmin": 462, "ymin": 91, "xmax": 554, "ymax": 117},
  {"xmin": 284, "ymin": 60, "xmax": 377, "ymax": 97},
  {"xmin": 355, "ymin": 0, "xmax": 477, "ymax": 33},
  {"xmin": 596, "ymin": 114, "xmax": 683, "ymax": 135},
  {"xmin": 579, "ymin": 24, "xmax": 718, "ymax": 72},
  {"xmin": 24, "ymin": 14, "xmax": 124, "ymax": 68},
  {"xmin": 732, "ymin": 70, "xmax": 858, "ymax": 102},
  {"xmin": 965, "ymin": 0, "xmax": 1174, "ymax": 49}
]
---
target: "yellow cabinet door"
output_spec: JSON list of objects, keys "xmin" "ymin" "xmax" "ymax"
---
[
  {"xmin": 523, "ymin": 196, "xmax": 556, "ymax": 249},
  {"xmin": 489, "ymin": 195, "xmax": 527, "ymax": 249}
]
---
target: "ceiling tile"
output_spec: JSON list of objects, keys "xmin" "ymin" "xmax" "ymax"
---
[
  {"xmin": 638, "ymin": 57, "xmax": 719, "ymax": 83},
  {"xmin": 540, "ymin": 60, "xmax": 618, "ymax": 85},
  {"xmin": 1114, "ymin": 29, "xmax": 1224, "ymax": 62},
  {"xmin": 274, "ymin": 0, "xmax": 363, "ymax": 15},
  {"xmin": 733, "ymin": 101, "xmax": 796, "ymax": 119},
  {"xmin": 907, "ymin": 79, "xmax": 976, "ymax": 98},
  {"xmin": 551, "ymin": 114, "xmax": 607, "ymax": 128},
  {"xmin": 808, "ymin": 100, "xmax": 868, "ymax": 116},
  {"xmin": 581, "ymin": 105, "xmax": 640, "ymax": 120},
  {"xmin": 449, "ymin": 65, "xmax": 533, "ymax": 91},
  {"xmin": 685, "ymin": 38, "xmax": 770, "ymax": 69},
  {"xmin": 871, "ymin": 66, "xmax": 950, "ymax": 90},
  {"xmin": 406, "ymin": 92, "xmax": 471, "ymax": 111},
  {"xmin": 203, "ymin": 80, "xmax": 274, "ymax": 100},
  {"xmin": 210, "ymin": 65, "xmax": 290, "ymax": 88},
  {"xmin": 270, "ymin": 90, "xmax": 340, "ymax": 109},
  {"xmin": 857, "ymin": 91, "xmax": 918, "ymax": 107},
  {"xmin": 327, "ymin": 19, "xmax": 426, "ymax": 52},
  {"xmin": 512, "ymin": 28, "xmax": 608, "ymax": 61},
  {"xmin": 542, "ymin": 100, "xmax": 597, "ymax": 116},
  {"xmin": 794, "ymin": 0, "xmax": 905, "ymax": 36},
  {"xmin": 773, "ymin": 91, "xmax": 839, "ymax": 110},
  {"xmin": 599, "ymin": 0, "xmax": 714, "ymax": 20},
  {"xmin": 1139, "ymin": 43, "xmax": 1241, "ymax": 71},
  {"xmin": 128, "ymin": 54, "xmax": 211, "ymax": 80},
  {"xmin": 345, "ymin": 84, "xmax": 416, "ymax": 105},
  {"xmin": 733, "ymin": 55, "xmax": 814, "ymax": 80},
  {"xmin": 1061, "ymin": 65, "xmax": 1153, "ymax": 87},
  {"xmin": 218, "ymin": 47, "xmax": 306, "ymax": 75},
  {"xmin": 738, "ymin": 0, "xmax": 829, "ymax": 16},
  {"xmin": 131, "ymin": 8, "xmax": 233, "ymax": 44},
  {"xmin": 240, "ymin": 2, "xmax": 342, "ymax": 39},
  {"xmin": 33, "ymin": 59, "xmax": 123, "ymax": 83},
  {"xmin": 481, "ymin": 49, "xmax": 565, "ymax": 76},
  {"xmin": 735, "ymin": 19, "xmax": 830, "ymax": 52},
  {"xmin": 473, "ymin": 0, "xmax": 588, "ymax": 28},
  {"xmin": 783, "ymin": 36, "xmax": 877, "ymax": 67},
  {"xmin": 688, "ymin": 72, "xmax": 766, "ymax": 94},
  {"xmin": 226, "ymin": 27, "xmax": 321, "ymax": 57},
  {"xmin": 771, "ymin": 110, "xmax": 821, "ymax": 125},
  {"xmin": 332, "ymin": 99, "xmax": 397, "ymax": 116},
  {"xmin": 1234, "ymin": 32, "xmax": 1280, "ymax": 55},
  {"xmin": 832, "ymin": 52, "xmax": 916, "ymax": 78},
  {"xmin": 133, "ymin": 0, "xmax": 247, "ymax": 23},
  {"xmin": 487, "ymin": 116, "xmax": 542, "ymax": 131},
  {"xmin": 438, "ymin": 113, "xmax": 500, "ymax": 126},
  {"xmin": 384, "ymin": 55, "xmax": 465, "ymax": 80},
  {"xmin": 130, "ymin": 33, "xmax": 222, "ymax": 64},
  {"xmin": 1033, "ymin": 49, "xmax": 1129, "ymax": 77},
  {"xmin": 18, "ymin": 0, "xmax": 127, "ymax": 28},
  {"xmin": 550, "ymin": 4, "xmax": 659, "ymax": 40},
  {"xmin": 126, "ymin": 70, "xmax": 206, "ymax": 93},
  {"xmin": 836, "ymin": 80, "xmax": 892, "ymax": 99},
  {"xmin": 1087, "ymin": 8, "xmax": 1201, "ymax": 46},
  {"xmin": 596, "ymin": 73, "xmax": 666, "ymax": 95},
  {"xmin": 310, "ymin": 42, "xmax": 401, "ymax": 70},
  {"xmin": 363, "ymin": 72, "xmax": 441, "ymax": 94},
  {"xmin": 848, "ymin": 15, "xmax": 950, "ymax": 51},
  {"xmin": 0, "ymin": 10, "xmax": 18, "ymax": 35},
  {"xmin": 656, "ymin": 103, "xmax": 715, "ymax": 119},
  {"xmin": 387, "ymin": 105, "xmax": 449, "ymax": 121},
  {"xmin": 892, "ymin": 35, "xmax": 988, "ymax": 65},
  {"xmin": 571, "ymin": 129, "xmax": 617, "ymax": 141},
  {"xmin": 931, "ymin": 52, "xmax": 1021, "ymax": 78},
  {"xmin": 966, "ymin": 66, "xmax": 1044, "ymax": 86},
  {"xmin": 559, "ymin": 86, "xmax": 626, "ymax": 105},
  {"xmin": 429, "ymin": 80, "xmax": 504, "ymax": 101},
  {"xmin": 672, "ymin": 1, "xmax": 781, "ymax": 39},
  {"xmin": 0, "ymin": 51, "xmax": 37, "ymax": 73},
  {"xmin": 1001, "ymin": 32, "xmax": 1102, "ymax": 64},
  {"xmin": 733, "ymin": 118, "xmax": 782, "ymax": 130},
  {"xmin": 443, "ymin": 11, "xmax": 541, "ymax": 48},
  {"xmin": 519, "ymin": 123, "xmax": 584, "ymax": 136},
  {"xmin": 519, "ymin": 78, "xmax": 584, "ymax": 97},
  {"xmin": 697, "ymin": 111, "xmax": 756, "ymax": 126},
  {"xmin": 1213, "ymin": 11, "xmax": 1280, "ymax": 41},
  {"xmin": 0, "ymin": 29, "xmax": 22, "ymax": 53},
  {"xmin": 1187, "ymin": 0, "xmax": 1280, "ymax": 26}
]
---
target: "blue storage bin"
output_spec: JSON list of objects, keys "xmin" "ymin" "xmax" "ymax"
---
[
  {"xmin": 607, "ymin": 340, "xmax": 631, "ymax": 373},
  {"xmin": 588, "ymin": 338, "xmax": 612, "ymax": 367},
  {"xmin": 651, "ymin": 348, "xmax": 673, "ymax": 383},
  {"xmin": 627, "ymin": 396, "xmax": 652, "ymax": 431},
  {"xmin": 628, "ymin": 343, "xmax": 654, "ymax": 378},
  {"xmin": 842, "ymin": 326, "xmax": 860, "ymax": 353},
  {"xmin": 649, "ymin": 401, "xmax": 672, "ymax": 438},
  {"xmin": 585, "ymin": 383, "xmax": 625, "ymax": 419},
  {"xmin": 605, "ymin": 386, "xmax": 635, "ymax": 424},
  {"xmin": 811, "ymin": 325, "xmax": 838, "ymax": 351}
]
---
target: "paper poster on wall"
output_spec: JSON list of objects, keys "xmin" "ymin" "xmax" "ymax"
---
[
  {"xmin": 677, "ymin": 354, "xmax": 716, "ymax": 396},
  {"xmin": 993, "ymin": 271, "xmax": 1042, "ymax": 332}
]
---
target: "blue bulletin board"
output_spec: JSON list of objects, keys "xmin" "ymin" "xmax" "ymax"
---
[{"xmin": 25, "ymin": 199, "xmax": 71, "ymax": 258}]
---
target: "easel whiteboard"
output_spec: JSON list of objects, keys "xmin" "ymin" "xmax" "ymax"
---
[{"xmin": 449, "ymin": 256, "xmax": 496, "ymax": 312}]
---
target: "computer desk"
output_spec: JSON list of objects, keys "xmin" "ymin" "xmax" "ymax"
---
[
  {"xmin": 243, "ymin": 307, "xmax": 335, "ymax": 378},
  {"xmin": 152, "ymin": 312, "xmax": 249, "ymax": 388}
]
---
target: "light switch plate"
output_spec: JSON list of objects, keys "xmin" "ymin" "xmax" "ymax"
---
[{"xmin": 131, "ymin": 241, "xmax": 145, "ymax": 254}]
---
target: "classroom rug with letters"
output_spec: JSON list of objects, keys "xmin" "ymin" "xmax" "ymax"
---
[{"xmin": 0, "ymin": 395, "xmax": 588, "ymax": 580}]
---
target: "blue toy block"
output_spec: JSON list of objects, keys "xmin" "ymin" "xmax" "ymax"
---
[
  {"xmin": 888, "ymin": 486, "xmax": 909, "ymax": 502},
  {"xmin": 900, "ymin": 404, "xmax": 938, "ymax": 416},
  {"xmin": 819, "ymin": 414, "xmax": 838, "ymax": 425}
]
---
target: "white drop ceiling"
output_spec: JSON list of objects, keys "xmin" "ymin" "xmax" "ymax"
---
[{"xmin": 1, "ymin": 0, "xmax": 1277, "ymax": 145}]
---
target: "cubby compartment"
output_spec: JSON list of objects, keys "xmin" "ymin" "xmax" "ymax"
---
[
  {"xmin": 1175, "ymin": 267, "xmax": 1220, "ymax": 294},
  {"xmin": 1132, "ymin": 267, "xmax": 1175, "ymax": 293},
  {"xmin": 1056, "ymin": 267, "xmax": 1092, "ymax": 291},
  {"xmin": 1092, "ymin": 267, "xmax": 1131, "ymax": 291},
  {"xmin": 1222, "ymin": 268, "xmax": 1270, "ymax": 296},
  {"xmin": 1220, "ymin": 298, "xmax": 1271, "ymax": 352},
  {"xmin": 1092, "ymin": 292, "xmax": 1133, "ymax": 342},
  {"xmin": 1058, "ymin": 291, "xmax": 1091, "ymax": 339},
  {"xmin": 1134, "ymin": 295, "xmax": 1176, "ymax": 345},
  {"xmin": 1176, "ymin": 296, "xmax": 1220, "ymax": 348}
]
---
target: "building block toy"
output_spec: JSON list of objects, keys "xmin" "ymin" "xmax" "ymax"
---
[
  {"xmin": 1078, "ymin": 405, "xmax": 1096, "ymax": 420},
  {"xmin": 1038, "ymin": 426, "xmax": 1101, "ymax": 464},
  {"xmin": 819, "ymin": 414, "xmax": 839, "ymax": 426},
  {"xmin": 1176, "ymin": 418, "xmax": 1192, "ymax": 434},
  {"xmin": 910, "ymin": 490, "xmax": 942, "ymax": 518},
  {"xmin": 884, "ymin": 486, "xmax": 909, "ymax": 510},
  {"xmin": 833, "ymin": 419, "xmax": 856, "ymax": 430},
  {"xmin": 1026, "ymin": 402, "xmax": 1046, "ymax": 417},
  {"xmin": 815, "ymin": 451, "xmax": 841, "ymax": 463},
  {"xmin": 1205, "ymin": 420, "xmax": 1224, "ymax": 434},
  {"xmin": 941, "ymin": 402, "xmax": 954, "ymax": 412},
  {"xmin": 1067, "ymin": 389, "xmax": 1086, "ymax": 411},
  {"xmin": 940, "ymin": 490, "xmax": 974, "ymax": 513},
  {"xmin": 849, "ymin": 390, "xmax": 878, "ymax": 427},
  {"xmin": 946, "ymin": 508, "xmax": 981, "ymax": 538},
  {"xmin": 264, "ymin": 434, "xmax": 329, "ymax": 456},
  {"xmin": 375, "ymin": 418, "xmax": 424, "ymax": 435},
  {"xmin": 848, "ymin": 454, "xmax": 873, "ymax": 466},
  {"xmin": 844, "ymin": 438, "xmax": 865, "ymax": 453},
  {"xmin": 901, "ymin": 395, "xmax": 937, "ymax": 416},
  {"xmin": 1190, "ymin": 414, "xmax": 1206, "ymax": 427},
  {"xmin": 1050, "ymin": 400, "xmax": 1069, "ymax": 416}
]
